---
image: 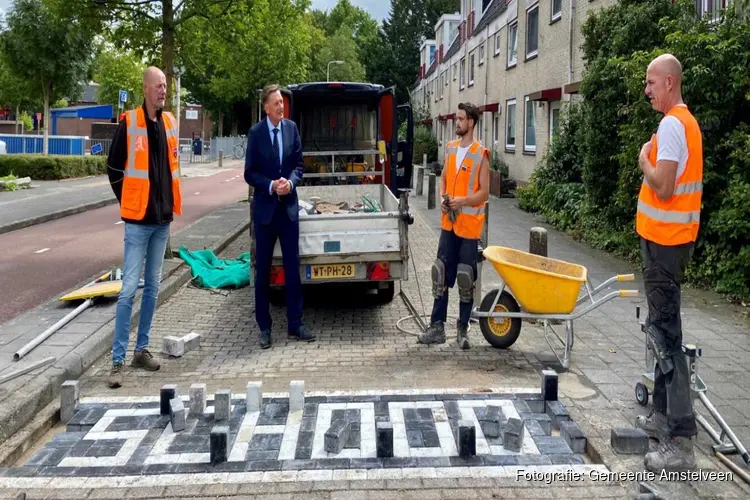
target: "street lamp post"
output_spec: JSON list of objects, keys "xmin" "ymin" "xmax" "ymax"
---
[{"xmin": 327, "ymin": 60, "xmax": 344, "ymax": 82}]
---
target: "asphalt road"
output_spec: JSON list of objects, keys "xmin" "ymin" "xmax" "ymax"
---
[{"xmin": 0, "ymin": 168, "xmax": 248, "ymax": 325}]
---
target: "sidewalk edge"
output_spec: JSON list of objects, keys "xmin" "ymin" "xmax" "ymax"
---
[
  {"xmin": 0, "ymin": 210, "xmax": 249, "ymax": 464},
  {"xmin": 0, "ymin": 198, "xmax": 118, "ymax": 236}
]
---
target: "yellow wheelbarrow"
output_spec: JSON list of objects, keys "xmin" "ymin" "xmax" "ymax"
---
[{"xmin": 471, "ymin": 246, "xmax": 639, "ymax": 369}]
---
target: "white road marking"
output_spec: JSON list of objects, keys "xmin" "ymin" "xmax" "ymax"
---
[{"xmin": 34, "ymin": 248, "xmax": 50, "ymax": 254}]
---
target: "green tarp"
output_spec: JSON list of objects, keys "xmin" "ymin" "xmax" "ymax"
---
[{"xmin": 178, "ymin": 245, "xmax": 251, "ymax": 289}]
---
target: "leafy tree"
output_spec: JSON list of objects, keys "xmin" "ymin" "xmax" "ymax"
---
[
  {"xmin": 0, "ymin": 0, "xmax": 94, "ymax": 154},
  {"xmin": 310, "ymin": 26, "xmax": 365, "ymax": 82},
  {"xmin": 0, "ymin": 55, "xmax": 41, "ymax": 131},
  {"xmin": 91, "ymin": 43, "xmax": 146, "ymax": 110},
  {"xmin": 64, "ymin": 0, "xmax": 240, "ymax": 111},
  {"xmin": 180, "ymin": 0, "xmax": 312, "ymax": 134}
]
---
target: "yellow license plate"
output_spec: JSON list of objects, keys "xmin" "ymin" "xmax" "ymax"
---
[{"xmin": 308, "ymin": 264, "xmax": 356, "ymax": 280}]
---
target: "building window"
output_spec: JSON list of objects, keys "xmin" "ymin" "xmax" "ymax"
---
[
  {"xmin": 551, "ymin": 0, "xmax": 562, "ymax": 22},
  {"xmin": 524, "ymin": 96, "xmax": 536, "ymax": 153},
  {"xmin": 526, "ymin": 6, "xmax": 539, "ymax": 60},
  {"xmin": 453, "ymin": 62, "xmax": 458, "ymax": 80},
  {"xmin": 469, "ymin": 52, "xmax": 475, "ymax": 86},
  {"xmin": 440, "ymin": 74, "xmax": 444, "ymax": 100},
  {"xmin": 507, "ymin": 23, "xmax": 518, "ymax": 67},
  {"xmin": 550, "ymin": 101, "xmax": 561, "ymax": 143},
  {"xmin": 505, "ymin": 99, "xmax": 516, "ymax": 151},
  {"xmin": 460, "ymin": 57, "xmax": 466, "ymax": 89},
  {"xmin": 494, "ymin": 30, "xmax": 501, "ymax": 56},
  {"xmin": 445, "ymin": 70, "xmax": 449, "ymax": 86},
  {"xmin": 493, "ymin": 113, "xmax": 499, "ymax": 145},
  {"xmin": 479, "ymin": 43, "xmax": 485, "ymax": 65}
]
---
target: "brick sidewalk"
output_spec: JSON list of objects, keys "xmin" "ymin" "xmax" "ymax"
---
[{"xmin": 4, "ymin": 192, "xmax": 748, "ymax": 499}]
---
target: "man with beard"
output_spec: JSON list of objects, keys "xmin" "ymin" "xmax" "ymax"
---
[{"xmin": 418, "ymin": 102, "xmax": 489, "ymax": 349}]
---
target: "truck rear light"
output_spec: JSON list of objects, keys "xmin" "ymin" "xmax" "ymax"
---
[
  {"xmin": 270, "ymin": 266, "xmax": 285, "ymax": 285},
  {"xmin": 368, "ymin": 262, "xmax": 390, "ymax": 280}
]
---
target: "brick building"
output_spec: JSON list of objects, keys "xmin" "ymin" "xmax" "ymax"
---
[{"xmin": 411, "ymin": 0, "xmax": 620, "ymax": 183}]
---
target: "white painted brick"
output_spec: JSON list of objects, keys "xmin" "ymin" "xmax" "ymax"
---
[
  {"xmin": 289, "ymin": 380, "xmax": 304, "ymax": 412},
  {"xmin": 183, "ymin": 332, "xmax": 201, "ymax": 352},
  {"xmin": 189, "ymin": 383, "xmax": 207, "ymax": 415},
  {"xmin": 246, "ymin": 381, "xmax": 262, "ymax": 411},
  {"xmin": 163, "ymin": 336, "xmax": 184, "ymax": 357}
]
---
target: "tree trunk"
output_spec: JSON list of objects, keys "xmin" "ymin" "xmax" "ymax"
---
[
  {"xmin": 15, "ymin": 105, "xmax": 19, "ymax": 135},
  {"xmin": 162, "ymin": 0, "xmax": 175, "ymax": 259},
  {"xmin": 218, "ymin": 111, "xmax": 224, "ymax": 137},
  {"xmin": 43, "ymin": 86, "xmax": 50, "ymax": 155},
  {"xmin": 162, "ymin": 0, "xmax": 175, "ymax": 112}
]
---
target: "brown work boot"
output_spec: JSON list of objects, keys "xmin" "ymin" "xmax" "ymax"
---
[
  {"xmin": 644, "ymin": 436, "xmax": 696, "ymax": 473},
  {"xmin": 417, "ymin": 321, "xmax": 446, "ymax": 345},
  {"xmin": 131, "ymin": 349, "xmax": 160, "ymax": 371},
  {"xmin": 635, "ymin": 409, "xmax": 669, "ymax": 441},
  {"xmin": 456, "ymin": 321, "xmax": 470, "ymax": 350},
  {"xmin": 108, "ymin": 363, "xmax": 123, "ymax": 389}
]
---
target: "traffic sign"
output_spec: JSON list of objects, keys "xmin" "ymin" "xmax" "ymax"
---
[
  {"xmin": 91, "ymin": 143, "xmax": 103, "ymax": 155},
  {"xmin": 119, "ymin": 90, "xmax": 128, "ymax": 103}
]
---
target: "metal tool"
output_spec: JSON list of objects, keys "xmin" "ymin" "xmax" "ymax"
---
[
  {"xmin": 0, "ymin": 356, "xmax": 56, "ymax": 385},
  {"xmin": 442, "ymin": 194, "xmax": 456, "ymax": 222},
  {"xmin": 635, "ymin": 306, "xmax": 750, "ymax": 466}
]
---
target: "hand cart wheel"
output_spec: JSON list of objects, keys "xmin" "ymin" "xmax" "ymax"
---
[
  {"xmin": 478, "ymin": 289, "xmax": 522, "ymax": 349},
  {"xmin": 635, "ymin": 382, "xmax": 649, "ymax": 407}
]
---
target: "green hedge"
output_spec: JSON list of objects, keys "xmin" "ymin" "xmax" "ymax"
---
[
  {"xmin": 413, "ymin": 125, "xmax": 438, "ymax": 164},
  {"xmin": 517, "ymin": 0, "xmax": 750, "ymax": 301},
  {"xmin": 0, "ymin": 154, "xmax": 107, "ymax": 180}
]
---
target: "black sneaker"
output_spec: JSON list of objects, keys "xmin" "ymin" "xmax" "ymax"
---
[
  {"xmin": 417, "ymin": 321, "xmax": 446, "ymax": 345},
  {"xmin": 288, "ymin": 326, "xmax": 316, "ymax": 342},
  {"xmin": 259, "ymin": 330, "xmax": 272, "ymax": 349}
]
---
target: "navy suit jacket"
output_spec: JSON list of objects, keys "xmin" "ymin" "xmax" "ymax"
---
[{"xmin": 244, "ymin": 118, "xmax": 304, "ymax": 226}]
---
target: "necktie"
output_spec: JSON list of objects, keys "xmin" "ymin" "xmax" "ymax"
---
[{"xmin": 272, "ymin": 128, "xmax": 280, "ymax": 166}]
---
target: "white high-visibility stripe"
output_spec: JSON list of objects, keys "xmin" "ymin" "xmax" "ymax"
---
[{"xmin": 637, "ymin": 200, "xmax": 700, "ymax": 224}]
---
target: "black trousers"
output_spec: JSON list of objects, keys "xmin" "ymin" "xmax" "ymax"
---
[
  {"xmin": 431, "ymin": 229, "xmax": 478, "ymax": 328},
  {"xmin": 641, "ymin": 237, "xmax": 697, "ymax": 438}
]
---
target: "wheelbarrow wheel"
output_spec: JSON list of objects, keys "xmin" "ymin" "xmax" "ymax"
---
[{"xmin": 479, "ymin": 289, "xmax": 522, "ymax": 349}]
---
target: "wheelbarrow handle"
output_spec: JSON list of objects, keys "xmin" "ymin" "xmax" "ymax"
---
[
  {"xmin": 620, "ymin": 290, "xmax": 639, "ymax": 298},
  {"xmin": 617, "ymin": 273, "xmax": 635, "ymax": 281}
]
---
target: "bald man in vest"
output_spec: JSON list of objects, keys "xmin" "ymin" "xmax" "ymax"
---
[
  {"xmin": 418, "ymin": 102, "xmax": 489, "ymax": 349},
  {"xmin": 106, "ymin": 67, "xmax": 183, "ymax": 389},
  {"xmin": 635, "ymin": 53, "xmax": 702, "ymax": 473}
]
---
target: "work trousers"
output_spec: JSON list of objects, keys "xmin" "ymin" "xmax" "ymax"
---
[
  {"xmin": 431, "ymin": 229, "xmax": 478, "ymax": 328},
  {"xmin": 641, "ymin": 236, "xmax": 697, "ymax": 438}
]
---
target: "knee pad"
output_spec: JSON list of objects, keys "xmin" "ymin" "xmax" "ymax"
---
[
  {"xmin": 431, "ymin": 258, "xmax": 446, "ymax": 298},
  {"xmin": 456, "ymin": 263, "xmax": 474, "ymax": 303}
]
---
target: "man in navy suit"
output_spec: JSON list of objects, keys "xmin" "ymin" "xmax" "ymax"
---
[{"xmin": 244, "ymin": 84, "xmax": 315, "ymax": 348}]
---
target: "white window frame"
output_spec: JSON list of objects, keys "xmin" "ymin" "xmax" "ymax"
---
[
  {"xmin": 505, "ymin": 99, "xmax": 516, "ymax": 151},
  {"xmin": 469, "ymin": 52, "xmax": 475, "ymax": 86},
  {"xmin": 524, "ymin": 96, "xmax": 536, "ymax": 153},
  {"xmin": 507, "ymin": 23, "xmax": 518, "ymax": 67},
  {"xmin": 526, "ymin": 5, "xmax": 539, "ymax": 60},
  {"xmin": 460, "ymin": 57, "xmax": 466, "ymax": 89},
  {"xmin": 453, "ymin": 62, "xmax": 458, "ymax": 80},
  {"xmin": 551, "ymin": 0, "xmax": 562, "ymax": 22},
  {"xmin": 479, "ymin": 43, "xmax": 485, "ymax": 65},
  {"xmin": 494, "ymin": 30, "xmax": 501, "ymax": 56},
  {"xmin": 549, "ymin": 101, "xmax": 562, "ymax": 143},
  {"xmin": 493, "ymin": 113, "xmax": 499, "ymax": 145}
]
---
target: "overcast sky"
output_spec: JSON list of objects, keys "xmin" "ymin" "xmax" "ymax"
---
[{"xmin": 0, "ymin": 1, "xmax": 389, "ymax": 21}]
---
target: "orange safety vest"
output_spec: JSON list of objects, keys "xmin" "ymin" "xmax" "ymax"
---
[
  {"xmin": 441, "ymin": 139, "xmax": 488, "ymax": 240},
  {"xmin": 636, "ymin": 105, "xmax": 703, "ymax": 246},
  {"xmin": 121, "ymin": 107, "xmax": 183, "ymax": 221}
]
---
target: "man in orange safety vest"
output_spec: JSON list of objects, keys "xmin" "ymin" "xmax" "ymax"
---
[
  {"xmin": 418, "ymin": 102, "xmax": 489, "ymax": 349},
  {"xmin": 635, "ymin": 53, "xmax": 702, "ymax": 474}
]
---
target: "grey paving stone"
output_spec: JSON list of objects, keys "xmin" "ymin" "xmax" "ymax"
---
[
  {"xmin": 210, "ymin": 425, "xmax": 228, "ymax": 464},
  {"xmin": 160, "ymin": 384, "xmax": 178, "ymax": 415},
  {"xmin": 188, "ymin": 383, "xmax": 206, "ymax": 416},
  {"xmin": 169, "ymin": 397, "xmax": 186, "ymax": 432},
  {"xmin": 534, "ymin": 436, "xmax": 573, "ymax": 455},
  {"xmin": 611, "ymin": 427, "xmax": 649, "ymax": 455},
  {"xmin": 503, "ymin": 417, "xmax": 524, "ymax": 452},
  {"xmin": 214, "ymin": 388, "xmax": 231, "ymax": 421},
  {"xmin": 163, "ymin": 335, "xmax": 185, "ymax": 357},
  {"xmin": 560, "ymin": 420, "xmax": 587, "ymax": 454},
  {"xmin": 458, "ymin": 419, "xmax": 476, "ymax": 457},
  {"xmin": 545, "ymin": 400, "xmax": 570, "ymax": 429},
  {"xmin": 60, "ymin": 380, "xmax": 79, "ymax": 424},
  {"xmin": 376, "ymin": 421, "xmax": 394, "ymax": 458},
  {"xmin": 325, "ymin": 418, "xmax": 352, "ymax": 454}
]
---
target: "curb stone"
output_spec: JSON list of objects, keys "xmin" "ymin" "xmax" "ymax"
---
[
  {"xmin": 0, "ymin": 198, "xmax": 118, "ymax": 235},
  {"xmin": 0, "ymin": 205, "xmax": 249, "ymax": 459}
]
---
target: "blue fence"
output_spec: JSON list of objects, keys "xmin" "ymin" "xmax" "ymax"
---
[{"xmin": 0, "ymin": 135, "xmax": 86, "ymax": 155}]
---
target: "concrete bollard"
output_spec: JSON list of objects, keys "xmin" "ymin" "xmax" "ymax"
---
[
  {"xmin": 416, "ymin": 166, "xmax": 424, "ymax": 196},
  {"xmin": 427, "ymin": 173, "xmax": 437, "ymax": 209},
  {"xmin": 530, "ymin": 227, "xmax": 548, "ymax": 257},
  {"xmin": 246, "ymin": 381, "xmax": 262, "ymax": 412},
  {"xmin": 60, "ymin": 380, "xmax": 79, "ymax": 424},
  {"xmin": 218, "ymin": 150, "xmax": 223, "ymax": 168}
]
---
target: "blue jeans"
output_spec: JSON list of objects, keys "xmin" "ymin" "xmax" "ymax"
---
[{"xmin": 112, "ymin": 222, "xmax": 171, "ymax": 365}]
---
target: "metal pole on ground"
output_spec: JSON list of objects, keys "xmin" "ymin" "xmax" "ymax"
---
[{"xmin": 427, "ymin": 173, "xmax": 436, "ymax": 209}]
